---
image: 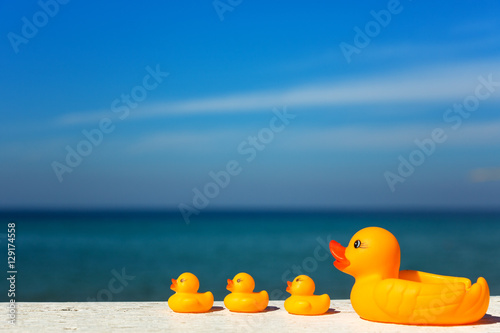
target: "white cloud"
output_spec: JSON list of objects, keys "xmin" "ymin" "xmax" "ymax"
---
[
  {"xmin": 56, "ymin": 109, "xmax": 110, "ymax": 126},
  {"xmin": 276, "ymin": 35, "xmax": 500, "ymax": 73},
  {"xmin": 276, "ymin": 121, "xmax": 500, "ymax": 151},
  {"xmin": 54, "ymin": 59, "xmax": 500, "ymax": 126},
  {"xmin": 451, "ymin": 122, "xmax": 500, "ymax": 145},
  {"xmin": 124, "ymin": 121, "xmax": 500, "ymax": 154},
  {"xmin": 126, "ymin": 129, "xmax": 244, "ymax": 154},
  {"xmin": 364, "ymin": 37, "xmax": 500, "ymax": 61}
]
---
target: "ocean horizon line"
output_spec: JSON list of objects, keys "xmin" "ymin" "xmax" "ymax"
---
[{"xmin": 1, "ymin": 207, "xmax": 500, "ymax": 218}]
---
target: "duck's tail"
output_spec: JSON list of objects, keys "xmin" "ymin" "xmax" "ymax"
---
[{"xmin": 458, "ymin": 277, "xmax": 490, "ymax": 323}]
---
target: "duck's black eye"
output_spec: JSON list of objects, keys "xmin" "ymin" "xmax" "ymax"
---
[
  {"xmin": 237, "ymin": 279, "xmax": 241, "ymax": 283},
  {"xmin": 180, "ymin": 279, "xmax": 185, "ymax": 282},
  {"xmin": 354, "ymin": 240, "xmax": 361, "ymax": 248},
  {"xmin": 295, "ymin": 278, "xmax": 300, "ymax": 282}
]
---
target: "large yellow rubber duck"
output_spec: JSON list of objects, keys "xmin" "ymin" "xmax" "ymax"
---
[
  {"xmin": 284, "ymin": 275, "xmax": 331, "ymax": 315},
  {"xmin": 224, "ymin": 272, "xmax": 269, "ymax": 312},
  {"xmin": 329, "ymin": 227, "xmax": 490, "ymax": 325},
  {"xmin": 168, "ymin": 272, "xmax": 214, "ymax": 313}
]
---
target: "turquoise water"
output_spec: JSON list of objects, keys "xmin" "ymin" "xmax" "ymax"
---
[{"xmin": 1, "ymin": 210, "xmax": 499, "ymax": 302}]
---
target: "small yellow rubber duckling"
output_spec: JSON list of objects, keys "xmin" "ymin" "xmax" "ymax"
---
[
  {"xmin": 284, "ymin": 275, "xmax": 331, "ymax": 315},
  {"xmin": 168, "ymin": 272, "xmax": 214, "ymax": 313},
  {"xmin": 224, "ymin": 272, "xmax": 269, "ymax": 312}
]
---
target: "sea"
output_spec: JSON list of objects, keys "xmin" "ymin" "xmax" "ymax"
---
[{"xmin": 1, "ymin": 210, "xmax": 499, "ymax": 302}]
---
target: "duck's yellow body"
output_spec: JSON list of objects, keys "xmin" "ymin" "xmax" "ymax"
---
[
  {"xmin": 224, "ymin": 273, "xmax": 269, "ymax": 312},
  {"xmin": 168, "ymin": 272, "xmax": 214, "ymax": 313},
  {"xmin": 330, "ymin": 227, "xmax": 490, "ymax": 325},
  {"xmin": 224, "ymin": 291, "xmax": 269, "ymax": 312},
  {"xmin": 284, "ymin": 294, "xmax": 331, "ymax": 316},
  {"xmin": 284, "ymin": 275, "xmax": 330, "ymax": 315}
]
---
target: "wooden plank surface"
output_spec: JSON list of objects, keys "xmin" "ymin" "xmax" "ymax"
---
[{"xmin": 2, "ymin": 297, "xmax": 500, "ymax": 332}]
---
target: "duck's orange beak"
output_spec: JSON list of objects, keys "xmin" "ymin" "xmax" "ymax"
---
[
  {"xmin": 170, "ymin": 278, "xmax": 177, "ymax": 291},
  {"xmin": 286, "ymin": 281, "xmax": 292, "ymax": 293},
  {"xmin": 330, "ymin": 240, "xmax": 350, "ymax": 271},
  {"xmin": 226, "ymin": 279, "xmax": 234, "ymax": 291}
]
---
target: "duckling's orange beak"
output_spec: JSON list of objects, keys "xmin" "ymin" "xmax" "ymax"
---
[
  {"xmin": 170, "ymin": 278, "xmax": 177, "ymax": 291},
  {"xmin": 286, "ymin": 281, "xmax": 292, "ymax": 293},
  {"xmin": 226, "ymin": 279, "xmax": 234, "ymax": 291},
  {"xmin": 330, "ymin": 240, "xmax": 350, "ymax": 271}
]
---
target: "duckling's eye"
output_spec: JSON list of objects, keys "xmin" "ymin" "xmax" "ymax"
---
[
  {"xmin": 237, "ymin": 279, "xmax": 241, "ymax": 283},
  {"xmin": 180, "ymin": 279, "xmax": 185, "ymax": 282},
  {"xmin": 295, "ymin": 278, "xmax": 301, "ymax": 282},
  {"xmin": 354, "ymin": 240, "xmax": 361, "ymax": 248}
]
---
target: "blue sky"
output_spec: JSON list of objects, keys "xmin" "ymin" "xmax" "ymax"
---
[{"xmin": 1, "ymin": 0, "xmax": 500, "ymax": 210}]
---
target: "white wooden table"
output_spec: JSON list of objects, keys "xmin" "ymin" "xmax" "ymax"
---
[{"xmin": 2, "ymin": 297, "xmax": 500, "ymax": 332}]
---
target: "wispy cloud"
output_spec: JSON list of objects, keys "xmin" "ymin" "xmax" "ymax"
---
[
  {"xmin": 276, "ymin": 34, "xmax": 500, "ymax": 73},
  {"xmin": 279, "ymin": 121, "xmax": 500, "ymax": 151},
  {"xmin": 364, "ymin": 36, "xmax": 500, "ymax": 61},
  {"xmin": 126, "ymin": 129, "xmax": 243, "ymax": 154},
  {"xmin": 55, "ymin": 59, "xmax": 500, "ymax": 126},
  {"xmin": 123, "ymin": 121, "xmax": 500, "ymax": 154}
]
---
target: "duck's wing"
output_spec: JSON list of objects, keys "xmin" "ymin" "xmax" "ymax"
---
[
  {"xmin": 374, "ymin": 278, "xmax": 466, "ymax": 323},
  {"xmin": 258, "ymin": 290, "xmax": 269, "ymax": 302},
  {"xmin": 289, "ymin": 299, "xmax": 312, "ymax": 312},
  {"xmin": 201, "ymin": 291, "xmax": 214, "ymax": 305},
  {"xmin": 179, "ymin": 295, "xmax": 203, "ymax": 308}
]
